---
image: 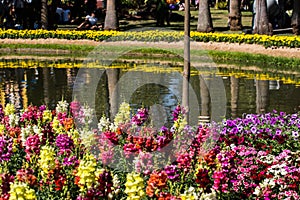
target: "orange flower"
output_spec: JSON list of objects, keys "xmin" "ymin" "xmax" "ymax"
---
[
  {"xmin": 63, "ymin": 118, "xmax": 74, "ymax": 131},
  {"xmin": 146, "ymin": 171, "xmax": 168, "ymax": 197}
]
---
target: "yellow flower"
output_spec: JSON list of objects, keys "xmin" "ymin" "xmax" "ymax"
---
[
  {"xmin": 124, "ymin": 172, "xmax": 145, "ymax": 200},
  {"xmin": 42, "ymin": 110, "xmax": 52, "ymax": 123},
  {"xmin": 38, "ymin": 145, "xmax": 55, "ymax": 176},
  {"xmin": 9, "ymin": 182, "xmax": 36, "ymax": 200},
  {"xmin": 4, "ymin": 103, "xmax": 15, "ymax": 115},
  {"xmin": 76, "ymin": 153, "xmax": 99, "ymax": 191}
]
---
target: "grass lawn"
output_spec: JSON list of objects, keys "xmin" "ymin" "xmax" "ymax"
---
[
  {"xmin": 118, "ymin": 8, "xmax": 253, "ymax": 32},
  {"xmin": 58, "ymin": 7, "xmax": 254, "ymax": 33}
]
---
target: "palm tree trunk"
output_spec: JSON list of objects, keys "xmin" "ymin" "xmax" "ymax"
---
[
  {"xmin": 228, "ymin": 0, "xmax": 242, "ymax": 30},
  {"xmin": 41, "ymin": 0, "xmax": 48, "ymax": 29},
  {"xmin": 197, "ymin": 0, "xmax": 214, "ymax": 32},
  {"xmin": 291, "ymin": 0, "xmax": 300, "ymax": 35},
  {"xmin": 104, "ymin": 0, "xmax": 118, "ymax": 30},
  {"xmin": 253, "ymin": 0, "xmax": 273, "ymax": 35}
]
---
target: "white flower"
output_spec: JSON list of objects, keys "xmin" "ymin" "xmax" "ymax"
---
[
  {"xmin": 253, "ymin": 186, "xmax": 261, "ymax": 196},
  {"xmin": 200, "ymin": 189, "xmax": 217, "ymax": 200},
  {"xmin": 80, "ymin": 129, "xmax": 96, "ymax": 148},
  {"xmin": 56, "ymin": 100, "xmax": 69, "ymax": 113},
  {"xmin": 98, "ymin": 116, "xmax": 111, "ymax": 132},
  {"xmin": 8, "ymin": 114, "xmax": 19, "ymax": 127}
]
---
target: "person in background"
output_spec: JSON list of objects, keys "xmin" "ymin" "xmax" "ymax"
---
[
  {"xmin": 156, "ymin": 0, "xmax": 170, "ymax": 26},
  {"xmin": 4, "ymin": 4, "xmax": 16, "ymax": 29},
  {"xmin": 76, "ymin": 11, "xmax": 99, "ymax": 30},
  {"xmin": 62, "ymin": 3, "xmax": 71, "ymax": 24}
]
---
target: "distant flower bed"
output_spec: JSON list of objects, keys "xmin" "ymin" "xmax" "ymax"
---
[
  {"xmin": 0, "ymin": 29, "xmax": 300, "ymax": 48},
  {"xmin": 0, "ymin": 101, "xmax": 300, "ymax": 199}
]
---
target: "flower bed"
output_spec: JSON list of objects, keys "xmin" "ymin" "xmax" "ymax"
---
[
  {"xmin": 0, "ymin": 29, "xmax": 300, "ymax": 48},
  {"xmin": 0, "ymin": 101, "xmax": 300, "ymax": 199}
]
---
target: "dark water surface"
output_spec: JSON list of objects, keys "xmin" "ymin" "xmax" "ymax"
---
[{"xmin": 0, "ymin": 59, "xmax": 299, "ymax": 124}]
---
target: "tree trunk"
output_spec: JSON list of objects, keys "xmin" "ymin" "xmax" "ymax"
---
[
  {"xmin": 199, "ymin": 75, "xmax": 210, "ymax": 123},
  {"xmin": 256, "ymin": 80, "xmax": 269, "ymax": 114},
  {"xmin": 230, "ymin": 76, "xmax": 239, "ymax": 118},
  {"xmin": 291, "ymin": 0, "xmax": 300, "ymax": 35},
  {"xmin": 197, "ymin": 0, "xmax": 214, "ymax": 32},
  {"xmin": 182, "ymin": 0, "xmax": 190, "ymax": 122},
  {"xmin": 107, "ymin": 69, "xmax": 119, "ymax": 119},
  {"xmin": 253, "ymin": 0, "xmax": 273, "ymax": 35},
  {"xmin": 228, "ymin": 0, "xmax": 242, "ymax": 30},
  {"xmin": 41, "ymin": 0, "xmax": 48, "ymax": 29},
  {"xmin": 104, "ymin": 0, "xmax": 118, "ymax": 30}
]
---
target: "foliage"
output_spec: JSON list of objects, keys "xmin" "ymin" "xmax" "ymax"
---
[
  {"xmin": 215, "ymin": 1, "xmax": 228, "ymax": 10},
  {"xmin": 0, "ymin": 100, "xmax": 300, "ymax": 199},
  {"xmin": 0, "ymin": 29, "xmax": 300, "ymax": 48}
]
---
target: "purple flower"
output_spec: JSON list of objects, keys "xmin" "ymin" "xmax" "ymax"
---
[
  {"xmin": 0, "ymin": 136, "xmax": 13, "ymax": 162},
  {"xmin": 250, "ymin": 126, "xmax": 257, "ymax": 134},
  {"xmin": 275, "ymin": 129, "xmax": 282, "ymax": 135},
  {"xmin": 25, "ymin": 134, "xmax": 41, "ymax": 161},
  {"xmin": 0, "ymin": 104, "xmax": 4, "ymax": 120},
  {"xmin": 172, "ymin": 105, "xmax": 182, "ymax": 121},
  {"xmin": 56, "ymin": 134, "xmax": 74, "ymax": 156},
  {"xmin": 39, "ymin": 105, "xmax": 46, "ymax": 112},
  {"xmin": 131, "ymin": 108, "xmax": 148, "ymax": 126},
  {"xmin": 164, "ymin": 165, "xmax": 180, "ymax": 180},
  {"xmin": 63, "ymin": 155, "xmax": 78, "ymax": 166}
]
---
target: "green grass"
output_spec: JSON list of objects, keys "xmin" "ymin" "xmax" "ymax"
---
[
  {"xmin": 1, "ymin": 42, "xmax": 299, "ymax": 73},
  {"xmin": 116, "ymin": 8, "xmax": 253, "ymax": 32},
  {"xmin": 58, "ymin": 7, "xmax": 254, "ymax": 32}
]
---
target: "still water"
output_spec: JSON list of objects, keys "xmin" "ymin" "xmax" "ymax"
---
[{"xmin": 0, "ymin": 59, "xmax": 299, "ymax": 124}]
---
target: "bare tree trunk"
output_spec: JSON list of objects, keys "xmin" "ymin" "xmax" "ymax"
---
[
  {"xmin": 228, "ymin": 0, "xmax": 242, "ymax": 30},
  {"xmin": 291, "ymin": 0, "xmax": 300, "ymax": 35},
  {"xmin": 41, "ymin": 0, "xmax": 48, "ymax": 29},
  {"xmin": 197, "ymin": 0, "xmax": 214, "ymax": 32},
  {"xmin": 104, "ymin": 0, "xmax": 118, "ymax": 30},
  {"xmin": 253, "ymin": 0, "xmax": 273, "ymax": 35}
]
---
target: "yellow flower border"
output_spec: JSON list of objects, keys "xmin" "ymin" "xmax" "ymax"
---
[{"xmin": 0, "ymin": 29, "xmax": 299, "ymax": 48}]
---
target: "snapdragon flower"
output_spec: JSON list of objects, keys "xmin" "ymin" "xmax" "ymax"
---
[
  {"xmin": 75, "ymin": 153, "xmax": 98, "ymax": 191},
  {"xmin": 0, "ymin": 135, "xmax": 13, "ymax": 162},
  {"xmin": 9, "ymin": 182, "xmax": 36, "ymax": 200},
  {"xmin": 114, "ymin": 102, "xmax": 131, "ymax": 126},
  {"xmin": 124, "ymin": 172, "xmax": 145, "ymax": 199},
  {"xmin": 38, "ymin": 145, "xmax": 55, "ymax": 177}
]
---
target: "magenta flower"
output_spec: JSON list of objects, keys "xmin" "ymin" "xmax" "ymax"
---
[
  {"xmin": 164, "ymin": 165, "xmax": 180, "ymax": 180},
  {"xmin": 63, "ymin": 155, "xmax": 78, "ymax": 166},
  {"xmin": 0, "ymin": 104, "xmax": 4, "ymax": 120},
  {"xmin": 70, "ymin": 101, "xmax": 81, "ymax": 118},
  {"xmin": 0, "ymin": 135, "xmax": 13, "ymax": 162},
  {"xmin": 25, "ymin": 134, "xmax": 41, "ymax": 161},
  {"xmin": 131, "ymin": 108, "xmax": 148, "ymax": 126},
  {"xmin": 56, "ymin": 134, "xmax": 74, "ymax": 156}
]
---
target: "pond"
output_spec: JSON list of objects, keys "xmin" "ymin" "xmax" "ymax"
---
[{"xmin": 0, "ymin": 58, "xmax": 299, "ymax": 126}]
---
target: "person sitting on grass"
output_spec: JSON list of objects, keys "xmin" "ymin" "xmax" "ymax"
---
[{"xmin": 76, "ymin": 11, "xmax": 101, "ymax": 30}]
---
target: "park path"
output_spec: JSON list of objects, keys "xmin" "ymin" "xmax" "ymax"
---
[{"xmin": 1, "ymin": 38, "xmax": 300, "ymax": 59}]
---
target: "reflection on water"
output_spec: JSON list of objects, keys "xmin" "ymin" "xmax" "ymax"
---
[{"xmin": 0, "ymin": 59, "xmax": 299, "ymax": 122}]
